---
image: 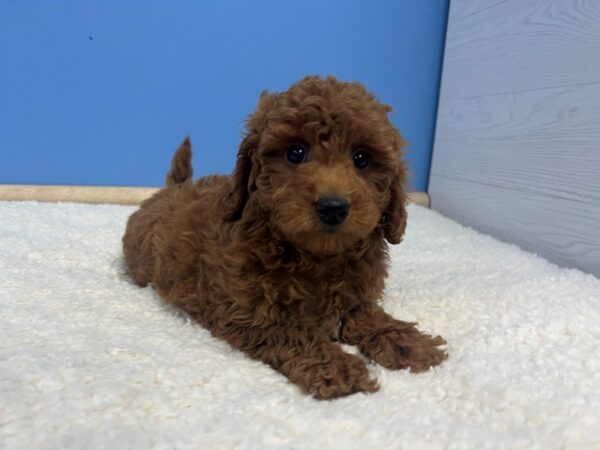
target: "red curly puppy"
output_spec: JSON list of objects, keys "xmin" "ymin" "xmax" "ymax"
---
[{"xmin": 123, "ymin": 76, "xmax": 446, "ymax": 399}]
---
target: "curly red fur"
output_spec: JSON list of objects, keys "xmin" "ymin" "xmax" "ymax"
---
[{"xmin": 122, "ymin": 76, "xmax": 446, "ymax": 399}]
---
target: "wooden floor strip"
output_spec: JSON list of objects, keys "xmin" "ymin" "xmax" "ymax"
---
[{"xmin": 0, "ymin": 184, "xmax": 430, "ymax": 207}]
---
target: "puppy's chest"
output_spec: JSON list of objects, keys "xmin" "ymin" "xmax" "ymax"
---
[
  {"xmin": 277, "ymin": 271, "xmax": 359, "ymax": 334},
  {"xmin": 283, "ymin": 270, "xmax": 349, "ymax": 301}
]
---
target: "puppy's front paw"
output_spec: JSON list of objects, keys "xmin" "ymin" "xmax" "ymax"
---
[
  {"xmin": 287, "ymin": 351, "xmax": 379, "ymax": 400},
  {"xmin": 312, "ymin": 352, "xmax": 379, "ymax": 400},
  {"xmin": 359, "ymin": 324, "xmax": 447, "ymax": 373}
]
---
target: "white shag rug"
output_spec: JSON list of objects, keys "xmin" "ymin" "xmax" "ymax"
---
[{"xmin": 1, "ymin": 201, "xmax": 599, "ymax": 450}]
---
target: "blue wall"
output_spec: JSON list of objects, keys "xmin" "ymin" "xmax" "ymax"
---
[{"xmin": 0, "ymin": 1, "xmax": 448, "ymax": 191}]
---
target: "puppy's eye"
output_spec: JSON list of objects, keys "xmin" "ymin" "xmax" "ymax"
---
[
  {"xmin": 353, "ymin": 149, "xmax": 370, "ymax": 169},
  {"xmin": 286, "ymin": 144, "xmax": 308, "ymax": 165}
]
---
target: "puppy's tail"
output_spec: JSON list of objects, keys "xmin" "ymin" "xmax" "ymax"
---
[{"xmin": 166, "ymin": 137, "xmax": 193, "ymax": 186}]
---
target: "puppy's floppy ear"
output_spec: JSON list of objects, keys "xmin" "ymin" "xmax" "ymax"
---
[
  {"xmin": 223, "ymin": 90, "xmax": 277, "ymax": 221},
  {"xmin": 382, "ymin": 133, "xmax": 409, "ymax": 244},
  {"xmin": 382, "ymin": 168, "xmax": 408, "ymax": 244},
  {"xmin": 223, "ymin": 132, "xmax": 258, "ymax": 221}
]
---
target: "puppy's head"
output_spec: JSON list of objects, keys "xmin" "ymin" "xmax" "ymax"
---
[{"xmin": 225, "ymin": 75, "xmax": 408, "ymax": 255}]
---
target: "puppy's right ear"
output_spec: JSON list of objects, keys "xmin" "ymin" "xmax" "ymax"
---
[
  {"xmin": 223, "ymin": 90, "xmax": 276, "ymax": 221},
  {"xmin": 222, "ymin": 131, "xmax": 258, "ymax": 221}
]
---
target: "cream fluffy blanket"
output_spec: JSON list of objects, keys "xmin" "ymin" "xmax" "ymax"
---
[{"xmin": 1, "ymin": 201, "xmax": 599, "ymax": 449}]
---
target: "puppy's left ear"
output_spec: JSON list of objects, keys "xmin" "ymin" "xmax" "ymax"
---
[
  {"xmin": 382, "ymin": 133, "xmax": 409, "ymax": 244},
  {"xmin": 382, "ymin": 169, "xmax": 408, "ymax": 244}
]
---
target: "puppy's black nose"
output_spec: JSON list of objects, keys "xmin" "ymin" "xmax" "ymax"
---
[{"xmin": 315, "ymin": 196, "xmax": 349, "ymax": 226}]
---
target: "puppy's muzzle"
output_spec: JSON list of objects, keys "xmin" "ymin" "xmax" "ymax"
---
[{"xmin": 315, "ymin": 196, "xmax": 349, "ymax": 226}]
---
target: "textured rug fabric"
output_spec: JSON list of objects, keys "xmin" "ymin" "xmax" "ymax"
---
[{"xmin": 1, "ymin": 201, "xmax": 599, "ymax": 449}]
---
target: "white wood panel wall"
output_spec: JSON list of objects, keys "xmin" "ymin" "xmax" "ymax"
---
[{"xmin": 430, "ymin": 0, "xmax": 600, "ymax": 276}]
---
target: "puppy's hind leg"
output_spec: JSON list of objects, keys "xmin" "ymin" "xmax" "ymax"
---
[
  {"xmin": 166, "ymin": 136, "xmax": 193, "ymax": 186},
  {"xmin": 123, "ymin": 137, "xmax": 194, "ymax": 287}
]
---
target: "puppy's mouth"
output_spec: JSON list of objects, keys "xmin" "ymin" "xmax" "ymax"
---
[
  {"xmin": 271, "ymin": 196, "xmax": 375, "ymax": 255},
  {"xmin": 292, "ymin": 221, "xmax": 364, "ymax": 256},
  {"xmin": 321, "ymin": 224, "xmax": 343, "ymax": 234}
]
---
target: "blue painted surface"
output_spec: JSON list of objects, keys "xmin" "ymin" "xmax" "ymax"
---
[{"xmin": 0, "ymin": 1, "xmax": 448, "ymax": 191}]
